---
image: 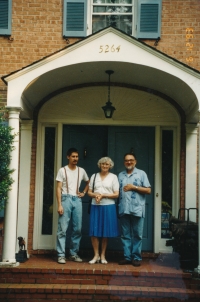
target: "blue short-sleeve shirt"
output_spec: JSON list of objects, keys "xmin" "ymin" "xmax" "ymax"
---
[{"xmin": 118, "ymin": 167, "xmax": 151, "ymax": 218}]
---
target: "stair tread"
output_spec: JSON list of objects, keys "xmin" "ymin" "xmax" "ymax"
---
[
  {"xmin": 0, "ymin": 266, "xmax": 193, "ymax": 278},
  {"xmin": 1, "ymin": 284, "xmax": 200, "ymax": 301},
  {"xmin": 0, "ymin": 283, "xmax": 200, "ymax": 292}
]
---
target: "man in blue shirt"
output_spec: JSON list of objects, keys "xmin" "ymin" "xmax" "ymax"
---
[{"xmin": 118, "ymin": 153, "xmax": 151, "ymax": 266}]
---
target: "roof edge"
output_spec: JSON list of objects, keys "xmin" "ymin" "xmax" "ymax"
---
[{"xmin": 1, "ymin": 26, "xmax": 200, "ymax": 85}]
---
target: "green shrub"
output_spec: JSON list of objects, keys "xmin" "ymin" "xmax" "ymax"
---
[{"xmin": 0, "ymin": 108, "xmax": 15, "ymax": 211}]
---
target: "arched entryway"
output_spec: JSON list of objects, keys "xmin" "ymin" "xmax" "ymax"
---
[
  {"xmin": 33, "ymin": 85, "xmax": 180, "ymax": 254},
  {"xmin": 2, "ymin": 27, "xmax": 200, "ymax": 263}
]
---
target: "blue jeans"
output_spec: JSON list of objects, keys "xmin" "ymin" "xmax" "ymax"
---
[
  {"xmin": 57, "ymin": 194, "xmax": 82, "ymax": 257},
  {"xmin": 120, "ymin": 214, "xmax": 144, "ymax": 261}
]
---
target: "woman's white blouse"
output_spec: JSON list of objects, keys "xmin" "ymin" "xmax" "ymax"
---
[{"xmin": 89, "ymin": 173, "xmax": 119, "ymax": 205}]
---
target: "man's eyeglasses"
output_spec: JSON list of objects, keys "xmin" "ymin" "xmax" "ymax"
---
[{"xmin": 124, "ymin": 159, "xmax": 135, "ymax": 163}]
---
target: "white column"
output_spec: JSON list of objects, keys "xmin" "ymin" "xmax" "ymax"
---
[
  {"xmin": 16, "ymin": 120, "xmax": 33, "ymax": 256},
  {"xmin": 197, "ymin": 121, "xmax": 200, "ymax": 273},
  {"xmin": 2, "ymin": 108, "xmax": 21, "ymax": 264},
  {"xmin": 185, "ymin": 124, "xmax": 198, "ymax": 222},
  {"xmin": 154, "ymin": 126, "xmax": 161, "ymax": 252}
]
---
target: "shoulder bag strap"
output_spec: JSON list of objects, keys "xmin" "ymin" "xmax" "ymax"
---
[{"xmin": 92, "ymin": 173, "xmax": 97, "ymax": 192}]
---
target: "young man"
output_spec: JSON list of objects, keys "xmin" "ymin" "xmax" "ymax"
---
[
  {"xmin": 56, "ymin": 148, "xmax": 89, "ymax": 264},
  {"xmin": 118, "ymin": 153, "xmax": 151, "ymax": 267}
]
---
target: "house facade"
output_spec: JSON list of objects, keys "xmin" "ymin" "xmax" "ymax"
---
[{"xmin": 0, "ymin": 0, "xmax": 200, "ymax": 265}]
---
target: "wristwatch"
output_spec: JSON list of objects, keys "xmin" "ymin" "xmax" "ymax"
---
[
  {"xmin": 83, "ymin": 191, "xmax": 86, "ymax": 194},
  {"xmin": 135, "ymin": 186, "xmax": 138, "ymax": 190}
]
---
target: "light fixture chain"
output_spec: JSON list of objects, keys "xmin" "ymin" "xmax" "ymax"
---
[{"xmin": 108, "ymin": 73, "xmax": 111, "ymax": 103}]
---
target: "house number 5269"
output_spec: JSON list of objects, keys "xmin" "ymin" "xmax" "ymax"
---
[{"xmin": 99, "ymin": 45, "xmax": 121, "ymax": 53}]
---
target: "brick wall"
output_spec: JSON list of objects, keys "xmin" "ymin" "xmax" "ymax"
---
[
  {"xmin": 146, "ymin": 0, "xmax": 200, "ymax": 70},
  {"xmin": 0, "ymin": 0, "xmax": 199, "ymax": 255},
  {"xmin": 0, "ymin": 0, "xmax": 80, "ymax": 99}
]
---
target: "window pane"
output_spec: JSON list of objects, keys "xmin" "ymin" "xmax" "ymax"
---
[
  {"xmin": 92, "ymin": 15, "xmax": 132, "ymax": 34},
  {"xmin": 92, "ymin": 0, "xmax": 133, "ymax": 34},
  {"xmin": 93, "ymin": 6, "xmax": 107, "ymax": 12},
  {"xmin": 92, "ymin": 15, "xmax": 106, "ymax": 32},
  {"xmin": 42, "ymin": 127, "xmax": 56, "ymax": 235},
  {"xmin": 93, "ymin": 0, "xmax": 132, "ymax": 3},
  {"xmin": 93, "ymin": 6, "xmax": 132, "ymax": 13}
]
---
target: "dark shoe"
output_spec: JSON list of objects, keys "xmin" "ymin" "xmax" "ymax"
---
[
  {"xmin": 118, "ymin": 259, "xmax": 131, "ymax": 265},
  {"xmin": 132, "ymin": 259, "xmax": 141, "ymax": 267}
]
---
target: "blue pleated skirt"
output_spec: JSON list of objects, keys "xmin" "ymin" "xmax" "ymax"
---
[{"xmin": 89, "ymin": 204, "xmax": 120, "ymax": 237}]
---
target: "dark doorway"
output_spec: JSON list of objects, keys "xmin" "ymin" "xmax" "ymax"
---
[{"xmin": 62, "ymin": 125, "xmax": 155, "ymax": 251}]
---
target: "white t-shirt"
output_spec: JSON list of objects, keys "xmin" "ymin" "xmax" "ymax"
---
[
  {"xmin": 56, "ymin": 166, "xmax": 89, "ymax": 195},
  {"xmin": 89, "ymin": 172, "xmax": 119, "ymax": 205}
]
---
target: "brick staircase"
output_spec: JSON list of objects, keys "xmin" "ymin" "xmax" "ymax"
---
[{"xmin": 0, "ymin": 254, "xmax": 200, "ymax": 301}]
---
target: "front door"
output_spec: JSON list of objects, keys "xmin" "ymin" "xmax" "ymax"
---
[{"xmin": 62, "ymin": 125, "xmax": 154, "ymax": 251}]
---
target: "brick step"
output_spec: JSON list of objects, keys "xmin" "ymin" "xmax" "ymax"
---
[
  {"xmin": 0, "ymin": 283, "xmax": 200, "ymax": 302},
  {"xmin": 0, "ymin": 268, "xmax": 198, "ymax": 289}
]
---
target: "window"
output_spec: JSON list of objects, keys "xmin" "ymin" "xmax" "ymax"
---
[
  {"xmin": 0, "ymin": 0, "xmax": 12, "ymax": 36},
  {"xmin": 92, "ymin": 0, "xmax": 134, "ymax": 36},
  {"xmin": 63, "ymin": 0, "xmax": 162, "ymax": 38}
]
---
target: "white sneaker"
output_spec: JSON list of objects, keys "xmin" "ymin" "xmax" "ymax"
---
[
  {"xmin": 68, "ymin": 255, "xmax": 83, "ymax": 262},
  {"xmin": 58, "ymin": 256, "xmax": 66, "ymax": 264}
]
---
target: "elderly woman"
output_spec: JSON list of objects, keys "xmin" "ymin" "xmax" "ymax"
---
[{"xmin": 88, "ymin": 157, "xmax": 119, "ymax": 264}]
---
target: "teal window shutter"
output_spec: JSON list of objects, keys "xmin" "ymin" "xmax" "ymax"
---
[
  {"xmin": 63, "ymin": 0, "xmax": 87, "ymax": 37},
  {"xmin": 0, "ymin": 0, "xmax": 12, "ymax": 35},
  {"xmin": 137, "ymin": 0, "xmax": 162, "ymax": 39}
]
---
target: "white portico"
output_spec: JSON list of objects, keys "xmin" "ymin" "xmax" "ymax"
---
[{"xmin": 1, "ymin": 27, "xmax": 200, "ymax": 266}]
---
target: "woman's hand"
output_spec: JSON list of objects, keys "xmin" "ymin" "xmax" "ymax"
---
[{"xmin": 95, "ymin": 194, "xmax": 103, "ymax": 204}]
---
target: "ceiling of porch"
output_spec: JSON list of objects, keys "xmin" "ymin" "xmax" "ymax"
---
[
  {"xmin": 39, "ymin": 86, "xmax": 180, "ymax": 125},
  {"xmin": 22, "ymin": 61, "xmax": 198, "ymax": 122}
]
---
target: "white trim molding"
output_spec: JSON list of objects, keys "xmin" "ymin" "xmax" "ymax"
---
[
  {"xmin": 197, "ymin": 120, "xmax": 200, "ymax": 273},
  {"xmin": 33, "ymin": 123, "xmax": 58, "ymax": 250},
  {"xmin": 17, "ymin": 120, "xmax": 33, "ymax": 257},
  {"xmin": 185, "ymin": 124, "xmax": 198, "ymax": 222},
  {"xmin": 154, "ymin": 126, "xmax": 162, "ymax": 253},
  {"xmin": 1, "ymin": 108, "xmax": 21, "ymax": 264}
]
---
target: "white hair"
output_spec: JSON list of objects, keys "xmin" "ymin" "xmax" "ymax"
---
[{"xmin": 97, "ymin": 157, "xmax": 114, "ymax": 169}]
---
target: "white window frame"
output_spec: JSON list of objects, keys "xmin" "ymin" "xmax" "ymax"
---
[
  {"xmin": 33, "ymin": 123, "xmax": 58, "ymax": 250},
  {"xmin": 154, "ymin": 126, "xmax": 180, "ymax": 253}
]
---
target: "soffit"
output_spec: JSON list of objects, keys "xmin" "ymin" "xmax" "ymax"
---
[
  {"xmin": 39, "ymin": 87, "xmax": 179, "ymax": 125},
  {"xmin": 23, "ymin": 61, "xmax": 197, "ymax": 122}
]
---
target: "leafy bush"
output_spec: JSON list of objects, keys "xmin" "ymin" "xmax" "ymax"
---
[{"xmin": 0, "ymin": 108, "xmax": 15, "ymax": 210}]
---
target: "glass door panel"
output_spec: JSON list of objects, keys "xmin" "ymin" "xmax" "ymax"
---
[
  {"xmin": 42, "ymin": 127, "xmax": 56, "ymax": 235},
  {"xmin": 161, "ymin": 130, "xmax": 173, "ymax": 238}
]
